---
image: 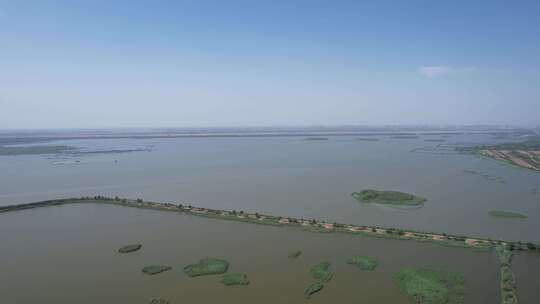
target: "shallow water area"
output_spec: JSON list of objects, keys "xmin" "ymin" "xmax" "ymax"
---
[{"xmin": 0, "ymin": 204, "xmax": 501, "ymax": 303}]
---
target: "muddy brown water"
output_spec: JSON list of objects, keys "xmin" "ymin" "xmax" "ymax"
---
[{"xmin": 0, "ymin": 204, "xmax": 500, "ymax": 303}]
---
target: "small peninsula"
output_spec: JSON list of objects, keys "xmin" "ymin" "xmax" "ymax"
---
[
  {"xmin": 351, "ymin": 189, "xmax": 426, "ymax": 207},
  {"xmin": 458, "ymin": 137, "xmax": 540, "ymax": 171},
  {"xmin": 346, "ymin": 255, "xmax": 378, "ymax": 270}
]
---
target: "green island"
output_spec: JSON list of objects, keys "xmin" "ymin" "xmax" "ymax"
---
[
  {"xmin": 221, "ymin": 273, "xmax": 250, "ymax": 286},
  {"xmin": 184, "ymin": 258, "xmax": 230, "ymax": 277},
  {"xmin": 351, "ymin": 189, "xmax": 427, "ymax": 207},
  {"xmin": 118, "ymin": 244, "xmax": 142, "ymax": 253},
  {"xmin": 310, "ymin": 262, "xmax": 333, "ymax": 283},
  {"xmin": 394, "ymin": 267, "xmax": 465, "ymax": 304},
  {"xmin": 496, "ymin": 246, "xmax": 519, "ymax": 304},
  {"xmin": 142, "ymin": 265, "xmax": 172, "ymax": 275},
  {"xmin": 288, "ymin": 250, "xmax": 302, "ymax": 259},
  {"xmin": 346, "ymin": 255, "xmax": 378, "ymax": 270},
  {"xmin": 488, "ymin": 210, "xmax": 527, "ymax": 219},
  {"xmin": 304, "ymin": 282, "xmax": 324, "ymax": 298}
]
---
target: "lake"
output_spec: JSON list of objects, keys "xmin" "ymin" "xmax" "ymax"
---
[{"xmin": 1, "ymin": 133, "xmax": 539, "ymax": 242}]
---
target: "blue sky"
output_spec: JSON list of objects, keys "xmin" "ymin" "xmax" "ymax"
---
[{"xmin": 1, "ymin": 0, "xmax": 539, "ymax": 128}]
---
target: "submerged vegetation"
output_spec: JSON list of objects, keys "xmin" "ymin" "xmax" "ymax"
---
[
  {"xmin": 351, "ymin": 189, "xmax": 426, "ymax": 207},
  {"xmin": 184, "ymin": 258, "xmax": 230, "ymax": 277},
  {"xmin": 288, "ymin": 250, "xmax": 302, "ymax": 259},
  {"xmin": 488, "ymin": 210, "xmax": 527, "ymax": 219},
  {"xmin": 118, "ymin": 244, "xmax": 142, "ymax": 253},
  {"xmin": 462, "ymin": 169, "xmax": 505, "ymax": 183},
  {"xmin": 346, "ymin": 255, "xmax": 378, "ymax": 270},
  {"xmin": 142, "ymin": 265, "xmax": 172, "ymax": 275},
  {"xmin": 221, "ymin": 273, "xmax": 250, "ymax": 286},
  {"xmin": 394, "ymin": 267, "xmax": 465, "ymax": 304},
  {"xmin": 149, "ymin": 298, "xmax": 169, "ymax": 304},
  {"xmin": 304, "ymin": 282, "xmax": 324, "ymax": 298}
]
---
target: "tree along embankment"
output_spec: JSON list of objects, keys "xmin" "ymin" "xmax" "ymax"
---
[
  {"xmin": 496, "ymin": 246, "xmax": 519, "ymax": 304},
  {"xmin": 1, "ymin": 196, "xmax": 539, "ymax": 253}
]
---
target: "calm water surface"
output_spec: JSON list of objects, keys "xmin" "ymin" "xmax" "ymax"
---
[
  {"xmin": 0, "ymin": 204, "xmax": 500, "ymax": 304},
  {"xmin": 1, "ymin": 135, "xmax": 539, "ymax": 241},
  {"xmin": 513, "ymin": 251, "xmax": 540, "ymax": 304}
]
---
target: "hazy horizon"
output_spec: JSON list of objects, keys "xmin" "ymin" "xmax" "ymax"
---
[{"xmin": 1, "ymin": 0, "xmax": 539, "ymax": 129}]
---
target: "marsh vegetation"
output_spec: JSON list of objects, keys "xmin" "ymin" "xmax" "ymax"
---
[
  {"xmin": 221, "ymin": 273, "xmax": 250, "ymax": 286},
  {"xmin": 142, "ymin": 265, "xmax": 172, "ymax": 275},
  {"xmin": 184, "ymin": 258, "xmax": 230, "ymax": 277},
  {"xmin": 394, "ymin": 267, "xmax": 465, "ymax": 304},
  {"xmin": 118, "ymin": 244, "xmax": 142, "ymax": 253},
  {"xmin": 346, "ymin": 255, "xmax": 378, "ymax": 270}
]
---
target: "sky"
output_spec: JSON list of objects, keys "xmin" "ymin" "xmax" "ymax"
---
[{"xmin": 0, "ymin": 0, "xmax": 539, "ymax": 129}]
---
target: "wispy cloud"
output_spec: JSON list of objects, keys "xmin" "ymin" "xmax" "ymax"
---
[{"xmin": 417, "ymin": 66, "xmax": 475, "ymax": 78}]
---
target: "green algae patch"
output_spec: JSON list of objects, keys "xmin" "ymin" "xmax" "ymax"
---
[
  {"xmin": 351, "ymin": 189, "xmax": 426, "ymax": 207},
  {"xmin": 142, "ymin": 265, "xmax": 172, "ymax": 275},
  {"xmin": 310, "ymin": 262, "xmax": 333, "ymax": 283},
  {"xmin": 184, "ymin": 258, "xmax": 230, "ymax": 277},
  {"xmin": 149, "ymin": 298, "xmax": 169, "ymax": 304},
  {"xmin": 346, "ymin": 256, "xmax": 378, "ymax": 270},
  {"xmin": 488, "ymin": 210, "xmax": 527, "ymax": 219},
  {"xmin": 118, "ymin": 244, "xmax": 141, "ymax": 253},
  {"xmin": 288, "ymin": 250, "xmax": 302, "ymax": 259},
  {"xmin": 221, "ymin": 273, "xmax": 250, "ymax": 286},
  {"xmin": 305, "ymin": 282, "xmax": 324, "ymax": 298},
  {"xmin": 394, "ymin": 267, "xmax": 464, "ymax": 304}
]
